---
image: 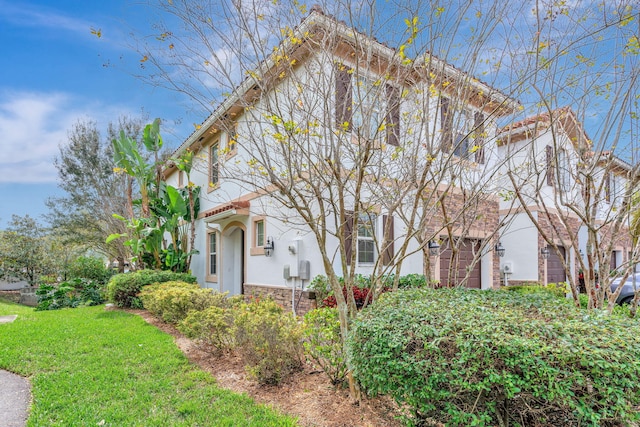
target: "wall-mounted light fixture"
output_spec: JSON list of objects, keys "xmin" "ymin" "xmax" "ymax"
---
[
  {"xmin": 264, "ymin": 236, "xmax": 274, "ymax": 257},
  {"xmin": 495, "ymin": 241, "xmax": 506, "ymax": 258},
  {"xmin": 428, "ymin": 240, "xmax": 440, "ymax": 256},
  {"xmin": 541, "ymin": 246, "xmax": 550, "ymax": 260}
]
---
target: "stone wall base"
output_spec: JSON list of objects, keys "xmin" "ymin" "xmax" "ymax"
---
[
  {"xmin": 0, "ymin": 291, "xmax": 21, "ymax": 304},
  {"xmin": 244, "ymin": 284, "xmax": 316, "ymax": 316}
]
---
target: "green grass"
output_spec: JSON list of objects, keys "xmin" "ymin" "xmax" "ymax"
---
[{"xmin": 0, "ymin": 299, "xmax": 297, "ymax": 426}]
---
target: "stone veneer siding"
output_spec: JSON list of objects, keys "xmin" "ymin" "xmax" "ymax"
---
[
  {"xmin": 243, "ymin": 284, "xmax": 317, "ymax": 315},
  {"xmin": 423, "ymin": 189, "xmax": 502, "ymax": 289}
]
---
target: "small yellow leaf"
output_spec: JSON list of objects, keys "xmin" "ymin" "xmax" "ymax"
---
[
  {"xmin": 140, "ymin": 55, "xmax": 148, "ymax": 63},
  {"xmin": 90, "ymin": 27, "xmax": 102, "ymax": 38}
]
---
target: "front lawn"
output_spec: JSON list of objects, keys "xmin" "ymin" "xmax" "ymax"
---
[{"xmin": 0, "ymin": 300, "xmax": 296, "ymax": 426}]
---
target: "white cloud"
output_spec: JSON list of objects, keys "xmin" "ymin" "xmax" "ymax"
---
[
  {"xmin": 0, "ymin": 0, "xmax": 95, "ymax": 37},
  {"xmin": 0, "ymin": 90, "xmax": 137, "ymax": 184}
]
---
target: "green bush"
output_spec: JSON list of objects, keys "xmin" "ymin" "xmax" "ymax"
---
[
  {"xmin": 347, "ymin": 288, "xmax": 640, "ymax": 426},
  {"xmin": 106, "ymin": 269, "xmax": 197, "ymax": 308},
  {"xmin": 178, "ymin": 306, "xmax": 235, "ymax": 353},
  {"xmin": 308, "ymin": 275, "xmax": 332, "ymax": 306},
  {"xmin": 503, "ymin": 282, "xmax": 567, "ymax": 297},
  {"xmin": 36, "ymin": 278, "xmax": 105, "ymax": 311},
  {"xmin": 302, "ymin": 308, "xmax": 346, "ymax": 386},
  {"xmin": 67, "ymin": 256, "xmax": 113, "ymax": 284},
  {"xmin": 139, "ymin": 281, "xmax": 224, "ymax": 323},
  {"xmin": 234, "ymin": 298, "xmax": 303, "ymax": 385}
]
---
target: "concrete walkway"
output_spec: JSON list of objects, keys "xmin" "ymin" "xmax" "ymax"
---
[{"xmin": 0, "ymin": 315, "xmax": 31, "ymax": 427}]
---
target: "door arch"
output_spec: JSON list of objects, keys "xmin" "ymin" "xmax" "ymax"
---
[{"xmin": 221, "ymin": 222, "xmax": 246, "ymax": 295}]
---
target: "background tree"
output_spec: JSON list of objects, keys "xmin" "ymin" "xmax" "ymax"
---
[
  {"xmin": 45, "ymin": 117, "xmax": 146, "ymax": 271},
  {"xmin": 0, "ymin": 215, "xmax": 57, "ymax": 285}
]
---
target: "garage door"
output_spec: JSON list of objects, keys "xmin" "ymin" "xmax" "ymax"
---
[
  {"xmin": 546, "ymin": 246, "xmax": 566, "ymax": 284},
  {"xmin": 440, "ymin": 238, "xmax": 482, "ymax": 288}
]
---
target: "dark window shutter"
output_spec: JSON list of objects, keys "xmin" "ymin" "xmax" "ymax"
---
[
  {"xmin": 386, "ymin": 85, "xmax": 400, "ymax": 146},
  {"xmin": 605, "ymin": 172, "xmax": 611, "ymax": 202},
  {"xmin": 335, "ymin": 65, "xmax": 352, "ymax": 131},
  {"xmin": 344, "ymin": 210, "xmax": 354, "ymax": 265},
  {"xmin": 546, "ymin": 145, "xmax": 554, "ymax": 186},
  {"xmin": 440, "ymin": 97, "xmax": 452, "ymax": 152},
  {"xmin": 382, "ymin": 214, "xmax": 395, "ymax": 265},
  {"xmin": 473, "ymin": 111, "xmax": 485, "ymax": 164}
]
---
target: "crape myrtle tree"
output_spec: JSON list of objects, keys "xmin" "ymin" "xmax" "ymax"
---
[
  {"xmin": 497, "ymin": 1, "xmax": 640, "ymax": 313},
  {"xmin": 129, "ymin": 0, "xmax": 536, "ymax": 398},
  {"xmin": 46, "ymin": 117, "xmax": 144, "ymax": 272}
]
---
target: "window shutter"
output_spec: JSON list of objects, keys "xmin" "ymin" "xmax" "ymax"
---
[
  {"xmin": 546, "ymin": 145, "xmax": 554, "ymax": 186},
  {"xmin": 473, "ymin": 111, "xmax": 485, "ymax": 164},
  {"xmin": 440, "ymin": 97, "xmax": 452, "ymax": 152},
  {"xmin": 335, "ymin": 65, "xmax": 353, "ymax": 131},
  {"xmin": 605, "ymin": 172, "xmax": 611, "ymax": 203},
  {"xmin": 382, "ymin": 214, "xmax": 395, "ymax": 265},
  {"xmin": 386, "ymin": 85, "xmax": 400, "ymax": 146},
  {"xmin": 344, "ymin": 210, "xmax": 354, "ymax": 265}
]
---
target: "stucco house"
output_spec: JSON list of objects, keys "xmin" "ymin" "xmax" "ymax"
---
[
  {"xmin": 496, "ymin": 108, "xmax": 636, "ymax": 288},
  {"xmin": 163, "ymin": 8, "xmax": 520, "ymax": 310}
]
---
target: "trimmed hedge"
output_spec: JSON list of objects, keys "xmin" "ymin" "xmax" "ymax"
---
[
  {"xmin": 106, "ymin": 269, "xmax": 196, "ymax": 308},
  {"xmin": 347, "ymin": 288, "xmax": 640, "ymax": 426}
]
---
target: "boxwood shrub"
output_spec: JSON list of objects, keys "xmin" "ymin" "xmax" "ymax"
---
[
  {"xmin": 106, "ymin": 269, "xmax": 197, "ymax": 308},
  {"xmin": 139, "ymin": 281, "xmax": 226, "ymax": 324},
  {"xmin": 347, "ymin": 288, "xmax": 640, "ymax": 426}
]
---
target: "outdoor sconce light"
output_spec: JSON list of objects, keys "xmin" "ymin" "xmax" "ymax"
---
[
  {"xmin": 428, "ymin": 240, "xmax": 440, "ymax": 256},
  {"xmin": 264, "ymin": 236, "xmax": 275, "ymax": 257},
  {"xmin": 541, "ymin": 246, "xmax": 550, "ymax": 260},
  {"xmin": 495, "ymin": 241, "xmax": 506, "ymax": 258}
]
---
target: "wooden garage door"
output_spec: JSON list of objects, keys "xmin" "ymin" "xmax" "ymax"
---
[
  {"xmin": 440, "ymin": 238, "xmax": 482, "ymax": 288},
  {"xmin": 546, "ymin": 246, "xmax": 566, "ymax": 284}
]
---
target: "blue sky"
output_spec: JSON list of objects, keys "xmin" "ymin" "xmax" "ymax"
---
[{"xmin": 0, "ymin": 0, "xmax": 197, "ymax": 229}]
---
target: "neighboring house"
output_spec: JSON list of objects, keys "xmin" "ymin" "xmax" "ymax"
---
[
  {"xmin": 163, "ymin": 9, "xmax": 519, "ymax": 310},
  {"xmin": 496, "ymin": 108, "xmax": 635, "ymax": 286}
]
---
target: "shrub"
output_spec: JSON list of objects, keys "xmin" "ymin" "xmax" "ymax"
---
[
  {"xmin": 234, "ymin": 298, "xmax": 303, "ymax": 385},
  {"xmin": 396, "ymin": 273, "xmax": 428, "ymax": 289},
  {"xmin": 36, "ymin": 278, "xmax": 105, "ymax": 311},
  {"xmin": 503, "ymin": 282, "xmax": 566, "ymax": 297},
  {"xmin": 106, "ymin": 269, "xmax": 197, "ymax": 308},
  {"xmin": 347, "ymin": 288, "xmax": 640, "ymax": 426},
  {"xmin": 139, "ymin": 281, "xmax": 224, "ymax": 323},
  {"xmin": 308, "ymin": 275, "xmax": 332, "ymax": 306},
  {"xmin": 302, "ymin": 308, "xmax": 346, "ymax": 386},
  {"xmin": 323, "ymin": 285, "xmax": 389, "ymax": 309},
  {"xmin": 67, "ymin": 256, "xmax": 113, "ymax": 284},
  {"xmin": 178, "ymin": 305, "xmax": 235, "ymax": 353}
]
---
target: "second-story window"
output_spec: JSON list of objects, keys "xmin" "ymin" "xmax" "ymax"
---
[
  {"xmin": 335, "ymin": 64, "xmax": 400, "ymax": 146},
  {"xmin": 440, "ymin": 97, "xmax": 485, "ymax": 163},
  {"xmin": 558, "ymin": 149, "xmax": 571, "ymax": 193},
  {"xmin": 209, "ymin": 141, "xmax": 219, "ymax": 188}
]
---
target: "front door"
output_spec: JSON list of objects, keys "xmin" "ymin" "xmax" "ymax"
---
[
  {"xmin": 546, "ymin": 246, "xmax": 566, "ymax": 284},
  {"xmin": 221, "ymin": 227, "xmax": 245, "ymax": 295}
]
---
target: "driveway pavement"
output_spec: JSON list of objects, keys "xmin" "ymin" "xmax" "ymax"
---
[{"xmin": 0, "ymin": 315, "xmax": 30, "ymax": 427}]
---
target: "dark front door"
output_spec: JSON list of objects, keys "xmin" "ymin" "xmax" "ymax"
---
[
  {"xmin": 547, "ymin": 246, "xmax": 566, "ymax": 284},
  {"xmin": 440, "ymin": 238, "xmax": 482, "ymax": 288}
]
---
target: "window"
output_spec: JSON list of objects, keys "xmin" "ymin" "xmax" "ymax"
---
[
  {"xmin": 178, "ymin": 170, "xmax": 184, "ymax": 188},
  {"xmin": 440, "ymin": 97, "xmax": 484, "ymax": 162},
  {"xmin": 558, "ymin": 149, "xmax": 570, "ymax": 193},
  {"xmin": 352, "ymin": 76, "xmax": 386, "ymax": 140},
  {"xmin": 255, "ymin": 220, "xmax": 264, "ymax": 247},
  {"xmin": 357, "ymin": 213, "xmax": 376, "ymax": 264},
  {"xmin": 335, "ymin": 64, "xmax": 400, "ymax": 146},
  {"xmin": 226, "ymin": 123, "xmax": 238, "ymax": 157},
  {"xmin": 209, "ymin": 141, "xmax": 219, "ymax": 189},
  {"xmin": 250, "ymin": 217, "xmax": 267, "ymax": 256},
  {"xmin": 208, "ymin": 232, "xmax": 218, "ymax": 277}
]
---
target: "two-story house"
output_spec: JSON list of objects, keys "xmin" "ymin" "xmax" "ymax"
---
[
  {"xmin": 163, "ymin": 8, "xmax": 519, "ymax": 309},
  {"xmin": 496, "ymin": 107, "xmax": 636, "ymax": 288}
]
